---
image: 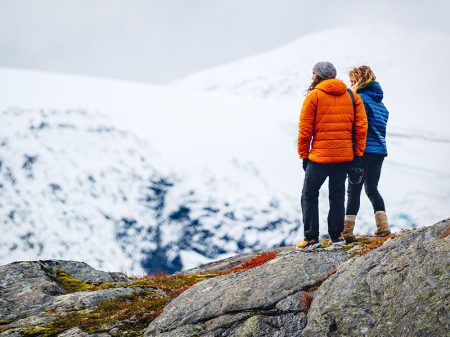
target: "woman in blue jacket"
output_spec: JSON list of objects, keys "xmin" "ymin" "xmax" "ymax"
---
[{"xmin": 342, "ymin": 66, "xmax": 391, "ymax": 242}]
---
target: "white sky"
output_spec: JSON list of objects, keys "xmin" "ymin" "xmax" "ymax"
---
[{"xmin": 0, "ymin": 0, "xmax": 449, "ymax": 83}]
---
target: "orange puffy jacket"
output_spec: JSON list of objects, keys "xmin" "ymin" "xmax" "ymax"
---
[{"xmin": 297, "ymin": 79, "xmax": 368, "ymax": 164}]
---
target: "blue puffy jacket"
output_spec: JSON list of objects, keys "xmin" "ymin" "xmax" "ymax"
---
[{"xmin": 357, "ymin": 81, "xmax": 389, "ymax": 156}]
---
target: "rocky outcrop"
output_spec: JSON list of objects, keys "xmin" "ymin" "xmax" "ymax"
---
[
  {"xmin": 181, "ymin": 246, "xmax": 298, "ymax": 275},
  {"xmin": 303, "ymin": 219, "xmax": 450, "ymax": 337},
  {"xmin": 0, "ymin": 219, "xmax": 448, "ymax": 337},
  {"xmin": 145, "ymin": 219, "xmax": 449, "ymax": 337},
  {"xmin": 145, "ymin": 250, "xmax": 348, "ymax": 337},
  {"xmin": 0, "ymin": 260, "xmax": 130, "ymax": 321}
]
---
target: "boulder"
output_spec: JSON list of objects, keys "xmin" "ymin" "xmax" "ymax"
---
[
  {"xmin": 303, "ymin": 219, "xmax": 450, "ymax": 337},
  {"xmin": 0, "ymin": 260, "xmax": 130, "ymax": 321},
  {"xmin": 145, "ymin": 250, "xmax": 348, "ymax": 336}
]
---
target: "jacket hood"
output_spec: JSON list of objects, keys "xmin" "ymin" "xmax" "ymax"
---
[
  {"xmin": 315, "ymin": 79, "xmax": 347, "ymax": 96},
  {"xmin": 358, "ymin": 81, "xmax": 384, "ymax": 103}
]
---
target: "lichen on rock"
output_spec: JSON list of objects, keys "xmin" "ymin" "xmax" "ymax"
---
[
  {"xmin": 144, "ymin": 250, "xmax": 348, "ymax": 336},
  {"xmin": 303, "ymin": 219, "xmax": 450, "ymax": 337}
]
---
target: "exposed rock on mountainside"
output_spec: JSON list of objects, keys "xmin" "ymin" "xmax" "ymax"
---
[
  {"xmin": 0, "ymin": 260, "xmax": 132, "ymax": 322},
  {"xmin": 0, "ymin": 219, "xmax": 448, "ymax": 337},
  {"xmin": 303, "ymin": 218, "xmax": 450, "ymax": 337},
  {"xmin": 145, "ymin": 219, "xmax": 449, "ymax": 337},
  {"xmin": 145, "ymin": 250, "xmax": 347, "ymax": 337}
]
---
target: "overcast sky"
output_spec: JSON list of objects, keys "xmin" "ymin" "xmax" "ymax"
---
[{"xmin": 0, "ymin": 0, "xmax": 449, "ymax": 83}]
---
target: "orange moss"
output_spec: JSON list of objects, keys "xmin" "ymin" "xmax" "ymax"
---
[
  {"xmin": 229, "ymin": 251, "xmax": 278, "ymax": 273},
  {"xmin": 300, "ymin": 291, "xmax": 315, "ymax": 312},
  {"xmin": 326, "ymin": 268, "xmax": 337, "ymax": 277},
  {"xmin": 352, "ymin": 235, "xmax": 393, "ymax": 256},
  {"xmin": 441, "ymin": 226, "xmax": 450, "ymax": 238},
  {"xmin": 299, "ymin": 278, "xmax": 326, "ymax": 313}
]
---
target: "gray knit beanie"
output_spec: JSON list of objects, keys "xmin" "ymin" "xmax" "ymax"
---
[{"xmin": 312, "ymin": 61, "xmax": 337, "ymax": 79}]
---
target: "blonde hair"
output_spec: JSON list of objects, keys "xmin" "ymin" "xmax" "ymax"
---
[{"xmin": 349, "ymin": 66, "xmax": 376, "ymax": 90}]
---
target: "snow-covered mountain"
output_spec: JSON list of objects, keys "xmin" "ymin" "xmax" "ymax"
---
[
  {"xmin": 1, "ymin": 26, "xmax": 449, "ymax": 274},
  {"xmin": 174, "ymin": 26, "xmax": 450, "ymax": 134},
  {"xmin": 0, "ymin": 72, "xmax": 300, "ymax": 275},
  {"xmin": 1, "ymin": 108, "xmax": 169, "ymax": 273}
]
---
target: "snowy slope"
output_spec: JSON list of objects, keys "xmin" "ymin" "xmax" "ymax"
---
[
  {"xmin": 0, "ymin": 69, "xmax": 300, "ymax": 274},
  {"xmin": 174, "ymin": 25, "xmax": 450, "ymax": 134},
  {"xmin": 0, "ymin": 108, "xmax": 166, "ymax": 273}
]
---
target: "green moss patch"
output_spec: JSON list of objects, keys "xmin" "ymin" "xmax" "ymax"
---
[
  {"xmin": 21, "ymin": 327, "xmax": 55, "ymax": 337},
  {"xmin": 0, "ymin": 320, "xmax": 13, "ymax": 325},
  {"xmin": 55, "ymin": 268, "xmax": 218, "ymax": 295},
  {"xmin": 21, "ymin": 291, "xmax": 163, "ymax": 337},
  {"xmin": 21, "ymin": 273, "xmax": 216, "ymax": 337},
  {"xmin": 54, "ymin": 269, "xmax": 118, "ymax": 293}
]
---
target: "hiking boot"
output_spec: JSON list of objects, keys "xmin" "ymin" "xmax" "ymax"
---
[
  {"xmin": 342, "ymin": 215, "xmax": 356, "ymax": 242},
  {"xmin": 374, "ymin": 211, "xmax": 391, "ymax": 236},
  {"xmin": 296, "ymin": 239, "xmax": 320, "ymax": 250},
  {"xmin": 344, "ymin": 236, "xmax": 363, "ymax": 244},
  {"xmin": 323, "ymin": 237, "xmax": 345, "ymax": 251},
  {"xmin": 331, "ymin": 238, "xmax": 345, "ymax": 246}
]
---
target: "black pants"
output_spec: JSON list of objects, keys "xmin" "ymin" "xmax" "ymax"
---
[
  {"xmin": 301, "ymin": 161, "xmax": 349, "ymax": 241},
  {"xmin": 346, "ymin": 154, "xmax": 386, "ymax": 215}
]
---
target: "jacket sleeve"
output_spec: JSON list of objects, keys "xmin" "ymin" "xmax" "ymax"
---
[
  {"xmin": 297, "ymin": 91, "xmax": 317, "ymax": 159},
  {"xmin": 353, "ymin": 92, "xmax": 368, "ymax": 156}
]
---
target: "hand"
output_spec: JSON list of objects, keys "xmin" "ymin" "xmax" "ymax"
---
[
  {"xmin": 302, "ymin": 159, "xmax": 309, "ymax": 172},
  {"xmin": 349, "ymin": 156, "xmax": 364, "ymax": 184},
  {"xmin": 352, "ymin": 156, "xmax": 363, "ymax": 168}
]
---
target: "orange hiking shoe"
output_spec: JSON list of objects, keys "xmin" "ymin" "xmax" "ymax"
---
[{"xmin": 296, "ymin": 239, "xmax": 320, "ymax": 250}]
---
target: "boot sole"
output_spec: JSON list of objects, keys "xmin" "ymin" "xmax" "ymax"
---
[
  {"xmin": 342, "ymin": 236, "xmax": 356, "ymax": 242},
  {"xmin": 344, "ymin": 237, "xmax": 362, "ymax": 244},
  {"xmin": 296, "ymin": 243, "xmax": 321, "ymax": 251},
  {"xmin": 374, "ymin": 231, "xmax": 391, "ymax": 237}
]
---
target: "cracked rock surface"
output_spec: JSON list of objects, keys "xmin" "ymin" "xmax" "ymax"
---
[
  {"xmin": 145, "ymin": 219, "xmax": 449, "ymax": 337},
  {"xmin": 303, "ymin": 219, "xmax": 450, "ymax": 337},
  {"xmin": 0, "ymin": 219, "xmax": 448, "ymax": 337},
  {"xmin": 144, "ymin": 250, "xmax": 348, "ymax": 337},
  {"xmin": 0, "ymin": 260, "xmax": 131, "ymax": 321}
]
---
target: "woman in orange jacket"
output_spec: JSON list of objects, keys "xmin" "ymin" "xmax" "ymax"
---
[{"xmin": 297, "ymin": 61, "xmax": 368, "ymax": 249}]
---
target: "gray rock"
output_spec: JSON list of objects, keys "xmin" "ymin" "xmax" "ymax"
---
[
  {"xmin": 181, "ymin": 251, "xmax": 263, "ymax": 275},
  {"xmin": 37, "ymin": 260, "xmax": 130, "ymax": 284},
  {"xmin": 1, "ymin": 312, "xmax": 55, "ymax": 330},
  {"xmin": 182, "ymin": 247, "xmax": 295, "ymax": 275},
  {"xmin": 108, "ymin": 327, "xmax": 120, "ymax": 337},
  {"xmin": 230, "ymin": 312, "xmax": 306, "ymax": 337},
  {"xmin": 303, "ymin": 218, "xmax": 450, "ymax": 337},
  {"xmin": 47, "ymin": 287, "xmax": 141, "ymax": 312},
  {"xmin": 56, "ymin": 327, "xmax": 88, "ymax": 337},
  {"xmin": 275, "ymin": 291, "xmax": 312, "ymax": 313},
  {"xmin": 0, "ymin": 260, "xmax": 131, "ymax": 321},
  {"xmin": 0, "ymin": 329, "xmax": 20, "ymax": 337},
  {"xmin": 2, "ymin": 220, "xmax": 449, "ymax": 337},
  {"xmin": 145, "ymin": 250, "xmax": 348, "ymax": 336},
  {"xmin": 0, "ymin": 261, "xmax": 63, "ymax": 320}
]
